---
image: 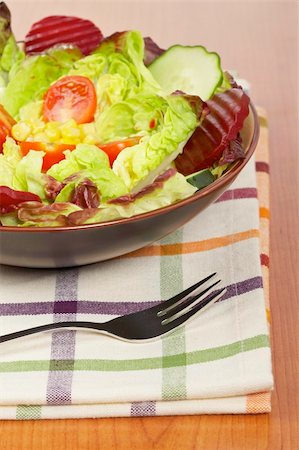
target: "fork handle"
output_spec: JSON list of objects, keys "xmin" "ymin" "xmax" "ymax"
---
[{"xmin": 0, "ymin": 321, "xmax": 107, "ymax": 343}]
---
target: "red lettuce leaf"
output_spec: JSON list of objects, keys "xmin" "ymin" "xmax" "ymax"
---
[
  {"xmin": 0, "ymin": 186, "xmax": 41, "ymax": 213},
  {"xmin": 68, "ymin": 168, "xmax": 177, "ymax": 225},
  {"xmin": 71, "ymin": 179, "xmax": 100, "ymax": 209},
  {"xmin": 43, "ymin": 175, "xmax": 64, "ymax": 201},
  {"xmin": 17, "ymin": 201, "xmax": 74, "ymax": 226},
  {"xmin": 219, "ymin": 133, "xmax": 245, "ymax": 164},
  {"xmin": 175, "ymin": 87, "xmax": 250, "ymax": 175},
  {"xmin": 143, "ymin": 37, "xmax": 164, "ymax": 66},
  {"xmin": 0, "ymin": 2, "xmax": 12, "ymax": 55},
  {"xmin": 67, "ymin": 208, "xmax": 98, "ymax": 226},
  {"xmin": 108, "ymin": 168, "xmax": 176, "ymax": 205}
]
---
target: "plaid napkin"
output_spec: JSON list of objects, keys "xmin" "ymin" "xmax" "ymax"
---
[{"xmin": 0, "ymin": 108, "xmax": 273, "ymax": 419}]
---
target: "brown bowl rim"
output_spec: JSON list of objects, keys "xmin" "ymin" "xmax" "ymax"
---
[{"xmin": 0, "ymin": 102, "xmax": 260, "ymax": 233}]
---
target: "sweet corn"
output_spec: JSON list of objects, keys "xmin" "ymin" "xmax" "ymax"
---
[
  {"xmin": 45, "ymin": 122, "xmax": 61, "ymax": 142},
  {"xmin": 60, "ymin": 119, "xmax": 83, "ymax": 144},
  {"xmin": 31, "ymin": 132, "xmax": 48, "ymax": 143},
  {"xmin": 80, "ymin": 123, "xmax": 98, "ymax": 144},
  {"xmin": 30, "ymin": 119, "xmax": 46, "ymax": 135},
  {"xmin": 14, "ymin": 109, "xmax": 102, "ymax": 146},
  {"xmin": 12, "ymin": 122, "xmax": 32, "ymax": 141}
]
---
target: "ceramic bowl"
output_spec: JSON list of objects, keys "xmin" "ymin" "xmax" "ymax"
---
[{"xmin": 0, "ymin": 103, "xmax": 259, "ymax": 268}]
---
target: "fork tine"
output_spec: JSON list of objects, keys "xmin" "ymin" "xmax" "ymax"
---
[
  {"xmin": 158, "ymin": 279, "xmax": 221, "ymax": 317},
  {"xmin": 162, "ymin": 288, "xmax": 227, "ymax": 327},
  {"xmin": 156, "ymin": 272, "xmax": 217, "ymax": 313}
]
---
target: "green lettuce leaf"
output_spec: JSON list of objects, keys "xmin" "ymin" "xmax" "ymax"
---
[
  {"xmin": 112, "ymin": 94, "xmax": 205, "ymax": 191},
  {"xmin": 2, "ymin": 46, "xmax": 82, "ymax": 118},
  {"xmin": 68, "ymin": 171, "xmax": 197, "ymax": 225},
  {"xmin": 0, "ymin": 137, "xmax": 48, "ymax": 199},
  {"xmin": 0, "ymin": 211, "xmax": 20, "ymax": 226},
  {"xmin": 12, "ymin": 150, "xmax": 47, "ymax": 199},
  {"xmin": 94, "ymin": 31, "xmax": 161, "ymax": 93},
  {"xmin": 95, "ymin": 93, "xmax": 167, "ymax": 142},
  {"xmin": 0, "ymin": 136, "xmax": 22, "ymax": 186},
  {"xmin": 55, "ymin": 168, "xmax": 128, "ymax": 203},
  {"xmin": 95, "ymin": 73, "xmax": 128, "ymax": 113},
  {"xmin": 210, "ymin": 163, "xmax": 230, "ymax": 178},
  {"xmin": 47, "ymin": 144, "xmax": 110, "ymax": 181},
  {"xmin": 0, "ymin": 3, "xmax": 25, "ymax": 100},
  {"xmin": 69, "ymin": 52, "xmax": 106, "ymax": 82}
]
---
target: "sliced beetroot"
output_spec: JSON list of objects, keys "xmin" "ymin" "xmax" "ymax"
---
[
  {"xmin": 175, "ymin": 88, "xmax": 250, "ymax": 175},
  {"xmin": 24, "ymin": 15, "xmax": 103, "ymax": 55}
]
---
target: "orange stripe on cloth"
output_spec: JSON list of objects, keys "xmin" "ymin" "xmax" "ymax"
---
[
  {"xmin": 246, "ymin": 392, "xmax": 272, "ymax": 413},
  {"xmin": 259, "ymin": 207, "xmax": 270, "ymax": 220},
  {"xmin": 125, "ymin": 229, "xmax": 260, "ymax": 258}
]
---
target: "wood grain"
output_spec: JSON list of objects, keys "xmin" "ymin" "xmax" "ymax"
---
[{"xmin": 0, "ymin": 1, "xmax": 298, "ymax": 449}]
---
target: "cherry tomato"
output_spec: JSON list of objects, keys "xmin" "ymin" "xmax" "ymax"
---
[
  {"xmin": 43, "ymin": 76, "xmax": 97, "ymax": 124},
  {"xmin": 97, "ymin": 136, "xmax": 141, "ymax": 166},
  {"xmin": 0, "ymin": 105, "xmax": 16, "ymax": 151},
  {"xmin": 0, "ymin": 186, "xmax": 41, "ymax": 214},
  {"xmin": 20, "ymin": 142, "xmax": 76, "ymax": 172}
]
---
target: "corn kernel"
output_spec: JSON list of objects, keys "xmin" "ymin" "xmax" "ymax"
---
[
  {"xmin": 30, "ymin": 119, "xmax": 46, "ymax": 135},
  {"xmin": 83, "ymin": 134, "xmax": 98, "ymax": 144},
  {"xmin": 12, "ymin": 122, "xmax": 32, "ymax": 141},
  {"xmin": 59, "ymin": 119, "xmax": 82, "ymax": 144},
  {"xmin": 31, "ymin": 132, "xmax": 48, "ymax": 143},
  {"xmin": 45, "ymin": 122, "xmax": 61, "ymax": 142}
]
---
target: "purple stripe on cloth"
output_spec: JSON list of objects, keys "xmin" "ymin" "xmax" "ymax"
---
[
  {"xmin": 131, "ymin": 401, "xmax": 156, "ymax": 416},
  {"xmin": 76, "ymin": 300, "xmax": 157, "ymax": 315},
  {"xmin": 256, "ymin": 161, "xmax": 270, "ymax": 174},
  {"xmin": 0, "ymin": 302, "xmax": 54, "ymax": 316},
  {"xmin": 46, "ymin": 269, "xmax": 79, "ymax": 406},
  {"xmin": 0, "ymin": 278, "xmax": 263, "ymax": 317},
  {"xmin": 218, "ymin": 276, "xmax": 263, "ymax": 302},
  {"xmin": 0, "ymin": 300, "xmax": 157, "ymax": 316},
  {"xmin": 216, "ymin": 188, "xmax": 257, "ymax": 203}
]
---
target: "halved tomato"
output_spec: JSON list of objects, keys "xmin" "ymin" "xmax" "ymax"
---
[
  {"xmin": 0, "ymin": 105, "xmax": 16, "ymax": 151},
  {"xmin": 43, "ymin": 75, "xmax": 97, "ymax": 124},
  {"xmin": 97, "ymin": 136, "xmax": 141, "ymax": 166},
  {"xmin": 20, "ymin": 142, "xmax": 76, "ymax": 172}
]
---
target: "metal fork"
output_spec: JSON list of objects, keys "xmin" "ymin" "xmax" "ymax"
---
[{"xmin": 0, "ymin": 273, "xmax": 226, "ymax": 343}]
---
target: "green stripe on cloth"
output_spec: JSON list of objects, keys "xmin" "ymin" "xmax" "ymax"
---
[
  {"xmin": 160, "ymin": 229, "xmax": 186, "ymax": 400},
  {"xmin": 16, "ymin": 405, "xmax": 42, "ymax": 419},
  {"xmin": 0, "ymin": 335, "xmax": 269, "ymax": 373}
]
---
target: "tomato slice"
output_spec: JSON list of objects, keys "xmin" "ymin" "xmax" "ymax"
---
[
  {"xmin": 97, "ymin": 137, "xmax": 141, "ymax": 166},
  {"xmin": 43, "ymin": 75, "xmax": 97, "ymax": 124},
  {"xmin": 0, "ymin": 105, "xmax": 16, "ymax": 151},
  {"xmin": 20, "ymin": 142, "xmax": 76, "ymax": 172}
]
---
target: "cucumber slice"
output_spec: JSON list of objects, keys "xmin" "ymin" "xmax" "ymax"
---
[
  {"xmin": 186, "ymin": 169, "xmax": 216, "ymax": 190},
  {"xmin": 149, "ymin": 45, "xmax": 223, "ymax": 100}
]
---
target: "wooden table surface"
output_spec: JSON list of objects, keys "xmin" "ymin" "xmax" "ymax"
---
[{"xmin": 1, "ymin": 1, "xmax": 298, "ymax": 449}]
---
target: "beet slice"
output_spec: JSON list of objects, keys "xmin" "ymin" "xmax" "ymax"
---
[{"xmin": 24, "ymin": 15, "xmax": 103, "ymax": 55}]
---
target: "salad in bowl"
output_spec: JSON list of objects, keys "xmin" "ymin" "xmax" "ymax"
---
[{"xmin": 0, "ymin": 3, "xmax": 251, "ymax": 228}]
